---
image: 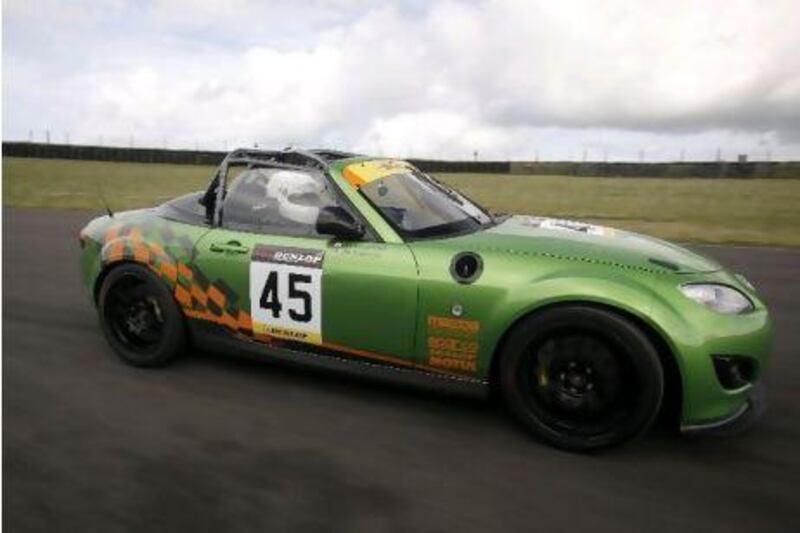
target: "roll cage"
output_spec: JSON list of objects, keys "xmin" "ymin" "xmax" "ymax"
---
[{"xmin": 200, "ymin": 147, "xmax": 361, "ymax": 228}]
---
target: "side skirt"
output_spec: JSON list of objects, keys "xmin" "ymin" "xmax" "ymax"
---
[{"xmin": 187, "ymin": 319, "xmax": 488, "ymax": 397}]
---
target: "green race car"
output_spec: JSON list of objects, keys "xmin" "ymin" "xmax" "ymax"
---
[{"xmin": 79, "ymin": 148, "xmax": 771, "ymax": 450}]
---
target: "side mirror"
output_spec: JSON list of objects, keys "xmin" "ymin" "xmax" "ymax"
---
[{"xmin": 316, "ymin": 206, "xmax": 365, "ymax": 241}]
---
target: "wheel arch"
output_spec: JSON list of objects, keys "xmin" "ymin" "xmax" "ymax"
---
[
  {"xmin": 94, "ymin": 231, "xmax": 182, "ymax": 302},
  {"xmin": 487, "ymin": 300, "xmax": 683, "ymax": 424},
  {"xmin": 94, "ymin": 259, "xmax": 136, "ymax": 304},
  {"xmin": 94, "ymin": 259, "xmax": 178, "ymax": 306}
]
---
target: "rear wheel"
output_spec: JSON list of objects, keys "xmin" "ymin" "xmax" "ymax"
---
[
  {"xmin": 499, "ymin": 306, "xmax": 663, "ymax": 451},
  {"xmin": 98, "ymin": 263, "xmax": 185, "ymax": 367}
]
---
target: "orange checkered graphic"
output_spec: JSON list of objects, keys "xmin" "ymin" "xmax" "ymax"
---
[{"xmin": 98, "ymin": 223, "xmax": 255, "ymax": 339}]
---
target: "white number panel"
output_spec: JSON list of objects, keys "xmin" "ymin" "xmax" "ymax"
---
[{"xmin": 249, "ymin": 245, "xmax": 324, "ymax": 345}]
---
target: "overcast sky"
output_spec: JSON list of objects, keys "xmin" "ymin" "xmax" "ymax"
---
[{"xmin": 3, "ymin": 0, "xmax": 799, "ymax": 161}]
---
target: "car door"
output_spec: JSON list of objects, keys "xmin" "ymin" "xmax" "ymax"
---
[{"xmin": 192, "ymin": 165, "xmax": 420, "ymax": 364}]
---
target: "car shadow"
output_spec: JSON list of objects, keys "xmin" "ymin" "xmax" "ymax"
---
[{"xmin": 169, "ymin": 345, "xmax": 713, "ymax": 456}]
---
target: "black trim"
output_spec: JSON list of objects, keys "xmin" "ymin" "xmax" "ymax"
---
[
  {"xmin": 186, "ymin": 319, "xmax": 487, "ymax": 394},
  {"xmin": 712, "ymin": 355, "xmax": 758, "ymax": 389},
  {"xmin": 681, "ymin": 383, "xmax": 766, "ymax": 436}
]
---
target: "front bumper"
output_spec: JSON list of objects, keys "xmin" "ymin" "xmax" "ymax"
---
[
  {"xmin": 665, "ymin": 297, "xmax": 771, "ymax": 429},
  {"xmin": 680, "ymin": 383, "xmax": 766, "ymax": 436}
]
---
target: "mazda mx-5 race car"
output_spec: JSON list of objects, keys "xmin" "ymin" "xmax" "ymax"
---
[{"xmin": 79, "ymin": 148, "xmax": 771, "ymax": 450}]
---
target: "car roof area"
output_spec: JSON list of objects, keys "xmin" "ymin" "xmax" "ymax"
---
[{"xmin": 222, "ymin": 147, "xmax": 365, "ymax": 173}]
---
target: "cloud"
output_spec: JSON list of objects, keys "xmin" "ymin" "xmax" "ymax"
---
[{"xmin": 3, "ymin": 0, "xmax": 799, "ymax": 159}]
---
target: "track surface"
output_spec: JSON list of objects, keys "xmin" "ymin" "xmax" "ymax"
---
[{"xmin": 4, "ymin": 208, "xmax": 799, "ymax": 532}]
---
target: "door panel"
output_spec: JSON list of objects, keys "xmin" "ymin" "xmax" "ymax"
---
[
  {"xmin": 321, "ymin": 241, "xmax": 418, "ymax": 358},
  {"xmin": 192, "ymin": 229, "xmax": 419, "ymax": 362}
]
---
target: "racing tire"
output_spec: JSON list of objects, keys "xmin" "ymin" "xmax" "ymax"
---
[
  {"xmin": 98, "ymin": 263, "xmax": 185, "ymax": 367},
  {"xmin": 499, "ymin": 305, "xmax": 664, "ymax": 451}
]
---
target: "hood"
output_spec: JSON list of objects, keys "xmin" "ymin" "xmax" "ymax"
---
[{"xmin": 454, "ymin": 216, "xmax": 721, "ymax": 274}]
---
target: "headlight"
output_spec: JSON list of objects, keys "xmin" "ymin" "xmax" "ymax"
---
[{"xmin": 679, "ymin": 283, "xmax": 754, "ymax": 315}]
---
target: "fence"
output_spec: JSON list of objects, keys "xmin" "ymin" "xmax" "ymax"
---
[
  {"xmin": 3, "ymin": 142, "xmax": 799, "ymax": 177},
  {"xmin": 509, "ymin": 161, "xmax": 800, "ymax": 179},
  {"xmin": 3, "ymin": 142, "xmax": 226, "ymax": 166},
  {"xmin": 1, "ymin": 142, "xmax": 511, "ymax": 174}
]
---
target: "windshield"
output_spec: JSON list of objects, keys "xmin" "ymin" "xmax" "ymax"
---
[{"xmin": 357, "ymin": 167, "xmax": 493, "ymax": 239}]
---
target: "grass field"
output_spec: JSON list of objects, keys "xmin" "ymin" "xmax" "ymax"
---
[{"xmin": 3, "ymin": 157, "xmax": 800, "ymax": 246}]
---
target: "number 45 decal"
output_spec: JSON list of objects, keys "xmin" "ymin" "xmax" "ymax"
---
[
  {"xmin": 249, "ymin": 246, "xmax": 324, "ymax": 344},
  {"xmin": 259, "ymin": 271, "xmax": 312, "ymax": 323}
]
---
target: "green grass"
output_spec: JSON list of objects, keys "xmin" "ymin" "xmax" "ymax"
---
[
  {"xmin": 3, "ymin": 157, "xmax": 214, "ymax": 210},
  {"xmin": 436, "ymin": 173, "xmax": 800, "ymax": 247},
  {"xmin": 4, "ymin": 157, "xmax": 800, "ymax": 246}
]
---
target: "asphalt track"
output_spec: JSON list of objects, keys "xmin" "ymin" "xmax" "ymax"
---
[{"xmin": 3, "ymin": 207, "xmax": 799, "ymax": 532}]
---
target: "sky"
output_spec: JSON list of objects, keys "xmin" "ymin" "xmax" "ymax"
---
[{"xmin": 3, "ymin": 0, "xmax": 799, "ymax": 161}]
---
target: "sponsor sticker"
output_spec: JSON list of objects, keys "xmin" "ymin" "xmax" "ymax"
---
[
  {"xmin": 342, "ymin": 160, "xmax": 414, "ymax": 188},
  {"xmin": 523, "ymin": 216, "xmax": 614, "ymax": 237},
  {"xmin": 426, "ymin": 315, "xmax": 481, "ymax": 374}
]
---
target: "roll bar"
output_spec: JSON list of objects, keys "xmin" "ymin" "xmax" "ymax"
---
[{"xmin": 201, "ymin": 147, "xmax": 362, "ymax": 226}]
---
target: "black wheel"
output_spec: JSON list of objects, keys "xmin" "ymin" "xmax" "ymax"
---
[
  {"xmin": 98, "ymin": 263, "xmax": 185, "ymax": 367},
  {"xmin": 499, "ymin": 306, "xmax": 663, "ymax": 451}
]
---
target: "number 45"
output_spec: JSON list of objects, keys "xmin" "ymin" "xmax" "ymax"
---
[{"xmin": 259, "ymin": 271, "xmax": 313, "ymax": 322}]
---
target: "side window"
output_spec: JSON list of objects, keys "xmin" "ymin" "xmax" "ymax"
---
[{"xmin": 222, "ymin": 167, "xmax": 341, "ymax": 237}]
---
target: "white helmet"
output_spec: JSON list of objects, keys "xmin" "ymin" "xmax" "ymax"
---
[{"xmin": 265, "ymin": 170, "xmax": 326, "ymax": 225}]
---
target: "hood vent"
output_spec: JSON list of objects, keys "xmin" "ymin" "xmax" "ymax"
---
[{"xmin": 648, "ymin": 258, "xmax": 680, "ymax": 271}]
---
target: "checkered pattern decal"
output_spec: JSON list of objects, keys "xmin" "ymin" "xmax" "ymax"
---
[{"xmin": 102, "ymin": 221, "xmax": 255, "ymax": 338}]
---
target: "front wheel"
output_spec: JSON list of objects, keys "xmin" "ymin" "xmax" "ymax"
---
[
  {"xmin": 98, "ymin": 263, "xmax": 185, "ymax": 367},
  {"xmin": 499, "ymin": 306, "xmax": 664, "ymax": 451}
]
